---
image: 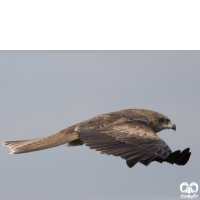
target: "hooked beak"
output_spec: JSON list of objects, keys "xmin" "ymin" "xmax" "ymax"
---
[{"xmin": 172, "ymin": 123, "xmax": 176, "ymax": 131}]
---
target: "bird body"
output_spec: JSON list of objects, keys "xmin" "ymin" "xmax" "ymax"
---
[{"xmin": 3, "ymin": 109, "xmax": 191, "ymax": 168}]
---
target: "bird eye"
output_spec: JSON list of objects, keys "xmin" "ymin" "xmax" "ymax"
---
[{"xmin": 165, "ymin": 119, "xmax": 170, "ymax": 123}]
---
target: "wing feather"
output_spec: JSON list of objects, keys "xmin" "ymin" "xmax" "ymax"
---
[{"xmin": 77, "ymin": 112, "xmax": 172, "ymax": 167}]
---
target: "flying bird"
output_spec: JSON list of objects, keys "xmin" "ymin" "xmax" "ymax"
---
[{"xmin": 3, "ymin": 109, "xmax": 191, "ymax": 168}]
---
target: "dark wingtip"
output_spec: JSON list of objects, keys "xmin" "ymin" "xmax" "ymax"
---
[
  {"xmin": 160, "ymin": 148, "xmax": 191, "ymax": 166},
  {"xmin": 182, "ymin": 148, "xmax": 190, "ymax": 153},
  {"xmin": 126, "ymin": 160, "xmax": 137, "ymax": 168},
  {"xmin": 180, "ymin": 152, "xmax": 191, "ymax": 166},
  {"xmin": 163, "ymin": 150, "xmax": 181, "ymax": 164},
  {"xmin": 175, "ymin": 148, "xmax": 191, "ymax": 165}
]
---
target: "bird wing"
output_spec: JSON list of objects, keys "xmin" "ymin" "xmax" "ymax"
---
[{"xmin": 76, "ymin": 113, "xmax": 172, "ymax": 167}]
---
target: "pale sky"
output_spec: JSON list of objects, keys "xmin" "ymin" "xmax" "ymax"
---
[{"xmin": 0, "ymin": 51, "xmax": 200, "ymax": 200}]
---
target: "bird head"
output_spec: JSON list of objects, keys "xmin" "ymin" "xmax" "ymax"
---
[
  {"xmin": 147, "ymin": 111, "xmax": 176, "ymax": 133},
  {"xmin": 155, "ymin": 116, "xmax": 176, "ymax": 133},
  {"xmin": 162, "ymin": 118, "xmax": 176, "ymax": 131}
]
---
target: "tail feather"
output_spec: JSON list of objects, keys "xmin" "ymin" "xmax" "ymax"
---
[
  {"xmin": 3, "ymin": 139, "xmax": 41, "ymax": 149},
  {"xmin": 3, "ymin": 128, "xmax": 78, "ymax": 154}
]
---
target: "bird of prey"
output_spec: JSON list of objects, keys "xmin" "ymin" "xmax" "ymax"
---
[{"xmin": 3, "ymin": 109, "xmax": 191, "ymax": 168}]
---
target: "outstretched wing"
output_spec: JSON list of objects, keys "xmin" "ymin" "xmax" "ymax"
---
[{"xmin": 76, "ymin": 113, "xmax": 172, "ymax": 167}]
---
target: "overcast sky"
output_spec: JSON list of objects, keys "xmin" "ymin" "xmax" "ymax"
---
[{"xmin": 0, "ymin": 51, "xmax": 199, "ymax": 200}]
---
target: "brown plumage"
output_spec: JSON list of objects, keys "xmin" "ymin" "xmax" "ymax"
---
[{"xmin": 3, "ymin": 109, "xmax": 191, "ymax": 168}]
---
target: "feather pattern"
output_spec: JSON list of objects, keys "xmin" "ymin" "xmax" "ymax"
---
[
  {"xmin": 3, "ymin": 126, "xmax": 78, "ymax": 154},
  {"xmin": 77, "ymin": 110, "xmax": 173, "ymax": 166}
]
